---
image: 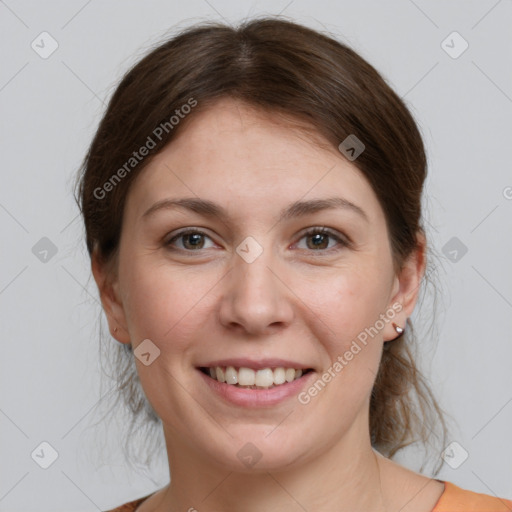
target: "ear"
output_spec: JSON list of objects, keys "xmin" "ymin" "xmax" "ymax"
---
[
  {"xmin": 383, "ymin": 230, "xmax": 426, "ymax": 342},
  {"xmin": 91, "ymin": 250, "xmax": 131, "ymax": 344}
]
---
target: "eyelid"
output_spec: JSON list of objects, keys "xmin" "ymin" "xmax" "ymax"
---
[
  {"xmin": 293, "ymin": 226, "xmax": 350, "ymax": 251},
  {"xmin": 164, "ymin": 227, "xmax": 218, "ymax": 249}
]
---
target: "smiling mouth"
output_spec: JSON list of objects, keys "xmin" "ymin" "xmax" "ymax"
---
[{"xmin": 198, "ymin": 366, "xmax": 314, "ymax": 389}]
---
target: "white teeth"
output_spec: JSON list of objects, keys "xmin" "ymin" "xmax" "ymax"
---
[
  {"xmin": 205, "ymin": 366, "xmax": 308, "ymax": 388},
  {"xmin": 285, "ymin": 368, "xmax": 296, "ymax": 382},
  {"xmin": 224, "ymin": 366, "xmax": 238, "ymax": 384},
  {"xmin": 238, "ymin": 367, "xmax": 255, "ymax": 386},
  {"xmin": 255, "ymin": 368, "xmax": 274, "ymax": 387},
  {"xmin": 215, "ymin": 367, "xmax": 226, "ymax": 383},
  {"xmin": 273, "ymin": 367, "xmax": 286, "ymax": 385}
]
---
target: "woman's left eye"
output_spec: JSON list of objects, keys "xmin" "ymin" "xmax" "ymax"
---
[
  {"xmin": 164, "ymin": 227, "xmax": 347, "ymax": 253},
  {"xmin": 294, "ymin": 227, "xmax": 347, "ymax": 252}
]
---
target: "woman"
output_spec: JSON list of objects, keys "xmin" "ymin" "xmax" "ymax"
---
[{"xmin": 76, "ymin": 17, "xmax": 512, "ymax": 512}]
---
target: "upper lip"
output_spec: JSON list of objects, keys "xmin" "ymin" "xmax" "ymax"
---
[{"xmin": 197, "ymin": 358, "xmax": 314, "ymax": 371}]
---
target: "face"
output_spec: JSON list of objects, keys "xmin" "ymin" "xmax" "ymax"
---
[{"xmin": 95, "ymin": 97, "xmax": 423, "ymax": 473}]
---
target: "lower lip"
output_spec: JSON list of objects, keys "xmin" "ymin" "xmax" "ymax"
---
[{"xmin": 197, "ymin": 369, "xmax": 316, "ymax": 407}]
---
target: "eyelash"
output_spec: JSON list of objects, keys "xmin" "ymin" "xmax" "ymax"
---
[{"xmin": 164, "ymin": 227, "xmax": 349, "ymax": 255}]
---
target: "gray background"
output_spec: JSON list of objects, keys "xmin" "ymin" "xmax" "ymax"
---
[{"xmin": 1, "ymin": 0, "xmax": 511, "ymax": 510}]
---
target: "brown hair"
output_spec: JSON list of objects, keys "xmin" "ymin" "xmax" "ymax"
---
[{"xmin": 76, "ymin": 16, "xmax": 450, "ymax": 474}]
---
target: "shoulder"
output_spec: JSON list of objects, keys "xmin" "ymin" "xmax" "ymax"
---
[
  {"xmin": 433, "ymin": 481, "xmax": 512, "ymax": 512},
  {"xmin": 375, "ymin": 453, "xmax": 510, "ymax": 512},
  {"xmin": 103, "ymin": 492, "xmax": 154, "ymax": 512}
]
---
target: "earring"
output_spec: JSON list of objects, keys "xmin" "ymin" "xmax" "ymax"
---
[{"xmin": 391, "ymin": 322, "xmax": 405, "ymax": 340}]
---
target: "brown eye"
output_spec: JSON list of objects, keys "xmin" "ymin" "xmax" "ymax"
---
[
  {"xmin": 296, "ymin": 227, "xmax": 347, "ymax": 252},
  {"xmin": 165, "ymin": 230, "xmax": 214, "ymax": 251}
]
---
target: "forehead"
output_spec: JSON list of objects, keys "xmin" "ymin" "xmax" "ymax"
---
[
  {"xmin": 167, "ymin": 98, "xmax": 341, "ymax": 169},
  {"xmin": 125, "ymin": 98, "xmax": 383, "ymax": 225}
]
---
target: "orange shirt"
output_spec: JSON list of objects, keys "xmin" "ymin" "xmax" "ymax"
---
[
  {"xmin": 432, "ymin": 481, "xmax": 512, "ymax": 512},
  {"xmin": 104, "ymin": 480, "xmax": 512, "ymax": 512}
]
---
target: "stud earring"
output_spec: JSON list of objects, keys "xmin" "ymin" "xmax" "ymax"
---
[{"xmin": 391, "ymin": 322, "xmax": 405, "ymax": 340}]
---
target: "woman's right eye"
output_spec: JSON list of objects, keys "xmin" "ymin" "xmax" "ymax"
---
[{"xmin": 165, "ymin": 229, "xmax": 216, "ymax": 252}]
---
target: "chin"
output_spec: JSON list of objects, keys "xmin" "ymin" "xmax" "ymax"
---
[{"xmin": 199, "ymin": 426, "xmax": 310, "ymax": 473}]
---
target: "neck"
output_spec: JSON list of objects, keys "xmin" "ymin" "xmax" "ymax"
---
[{"xmin": 153, "ymin": 423, "xmax": 387, "ymax": 512}]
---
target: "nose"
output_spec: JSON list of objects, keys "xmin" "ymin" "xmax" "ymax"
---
[{"xmin": 218, "ymin": 248, "xmax": 294, "ymax": 336}]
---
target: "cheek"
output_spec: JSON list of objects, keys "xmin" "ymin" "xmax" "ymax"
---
[
  {"xmin": 120, "ymin": 258, "xmax": 219, "ymax": 349},
  {"xmin": 327, "ymin": 268, "xmax": 388, "ymax": 382},
  {"xmin": 295, "ymin": 266, "xmax": 388, "ymax": 400},
  {"xmin": 301, "ymin": 265, "xmax": 390, "ymax": 344}
]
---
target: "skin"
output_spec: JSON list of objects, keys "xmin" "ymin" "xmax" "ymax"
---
[{"xmin": 93, "ymin": 98, "xmax": 445, "ymax": 512}]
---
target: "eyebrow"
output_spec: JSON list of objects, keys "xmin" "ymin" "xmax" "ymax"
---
[{"xmin": 142, "ymin": 196, "xmax": 369, "ymax": 224}]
